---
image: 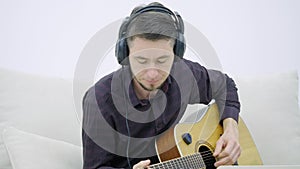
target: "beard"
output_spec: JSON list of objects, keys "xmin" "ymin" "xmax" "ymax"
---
[{"xmin": 136, "ymin": 79, "xmax": 163, "ymax": 92}]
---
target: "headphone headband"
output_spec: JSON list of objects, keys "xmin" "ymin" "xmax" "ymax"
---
[
  {"xmin": 133, "ymin": 5, "xmax": 174, "ymax": 16},
  {"xmin": 129, "ymin": 5, "xmax": 183, "ymax": 34}
]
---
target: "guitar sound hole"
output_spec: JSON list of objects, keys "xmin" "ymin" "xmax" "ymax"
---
[{"xmin": 198, "ymin": 146, "xmax": 216, "ymax": 169}]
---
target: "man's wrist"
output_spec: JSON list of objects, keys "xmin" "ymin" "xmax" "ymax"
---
[{"xmin": 223, "ymin": 118, "xmax": 238, "ymax": 132}]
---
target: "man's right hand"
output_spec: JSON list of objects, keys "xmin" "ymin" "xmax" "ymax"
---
[{"xmin": 132, "ymin": 159, "xmax": 151, "ymax": 169}]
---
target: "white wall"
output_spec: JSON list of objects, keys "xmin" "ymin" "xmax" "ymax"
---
[{"xmin": 1, "ymin": 0, "xmax": 299, "ymax": 98}]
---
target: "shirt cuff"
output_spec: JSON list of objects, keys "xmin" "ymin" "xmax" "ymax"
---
[{"xmin": 220, "ymin": 105, "xmax": 239, "ymax": 123}]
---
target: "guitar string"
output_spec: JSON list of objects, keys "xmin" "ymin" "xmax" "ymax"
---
[
  {"xmin": 197, "ymin": 151, "xmax": 216, "ymax": 168},
  {"xmin": 150, "ymin": 161, "xmax": 204, "ymax": 168},
  {"xmin": 149, "ymin": 150, "xmax": 218, "ymax": 169},
  {"xmin": 178, "ymin": 153, "xmax": 215, "ymax": 168},
  {"xmin": 150, "ymin": 153, "xmax": 207, "ymax": 169},
  {"xmin": 150, "ymin": 153, "xmax": 203, "ymax": 169}
]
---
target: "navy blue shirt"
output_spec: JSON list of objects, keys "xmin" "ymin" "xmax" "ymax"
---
[{"xmin": 82, "ymin": 59, "xmax": 240, "ymax": 169}]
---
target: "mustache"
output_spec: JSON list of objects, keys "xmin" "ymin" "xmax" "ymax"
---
[{"xmin": 136, "ymin": 79, "xmax": 163, "ymax": 91}]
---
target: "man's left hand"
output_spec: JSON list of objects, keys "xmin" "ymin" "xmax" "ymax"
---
[{"xmin": 213, "ymin": 118, "xmax": 241, "ymax": 167}]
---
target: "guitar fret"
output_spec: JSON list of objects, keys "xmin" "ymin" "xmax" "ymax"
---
[
  {"xmin": 190, "ymin": 154, "xmax": 195, "ymax": 168},
  {"xmin": 186, "ymin": 154, "xmax": 193, "ymax": 168},
  {"xmin": 191, "ymin": 154, "xmax": 196, "ymax": 168},
  {"xmin": 197, "ymin": 154, "xmax": 202, "ymax": 168},
  {"xmin": 158, "ymin": 162, "xmax": 164, "ymax": 169},
  {"xmin": 199, "ymin": 153, "xmax": 205, "ymax": 167},
  {"xmin": 189, "ymin": 153, "xmax": 195, "ymax": 168},
  {"xmin": 180, "ymin": 156, "xmax": 186, "ymax": 169},
  {"xmin": 172, "ymin": 159, "xmax": 176, "ymax": 168}
]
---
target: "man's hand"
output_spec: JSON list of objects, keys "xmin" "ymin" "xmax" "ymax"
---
[
  {"xmin": 213, "ymin": 118, "xmax": 241, "ymax": 167},
  {"xmin": 133, "ymin": 159, "xmax": 151, "ymax": 169}
]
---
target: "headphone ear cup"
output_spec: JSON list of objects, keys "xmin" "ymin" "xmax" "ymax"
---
[
  {"xmin": 115, "ymin": 38, "xmax": 129, "ymax": 65},
  {"xmin": 115, "ymin": 17, "xmax": 130, "ymax": 65},
  {"xmin": 173, "ymin": 11, "xmax": 185, "ymax": 59},
  {"xmin": 174, "ymin": 33, "xmax": 186, "ymax": 59}
]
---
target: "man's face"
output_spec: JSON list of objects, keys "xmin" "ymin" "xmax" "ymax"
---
[{"xmin": 128, "ymin": 37, "xmax": 174, "ymax": 91}]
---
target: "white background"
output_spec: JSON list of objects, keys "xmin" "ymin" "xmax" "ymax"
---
[{"xmin": 1, "ymin": 0, "xmax": 299, "ymax": 99}]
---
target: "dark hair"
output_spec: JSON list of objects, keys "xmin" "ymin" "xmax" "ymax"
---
[{"xmin": 126, "ymin": 2, "xmax": 177, "ymax": 44}]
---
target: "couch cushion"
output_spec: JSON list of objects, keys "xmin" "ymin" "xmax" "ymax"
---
[
  {"xmin": 0, "ymin": 123, "xmax": 12, "ymax": 168},
  {"xmin": 235, "ymin": 71, "xmax": 300, "ymax": 165},
  {"xmin": 2, "ymin": 127, "xmax": 82, "ymax": 169},
  {"xmin": 0, "ymin": 143, "xmax": 12, "ymax": 169},
  {"xmin": 0, "ymin": 68, "xmax": 81, "ymax": 145},
  {"xmin": 0, "ymin": 68, "xmax": 82, "ymax": 168}
]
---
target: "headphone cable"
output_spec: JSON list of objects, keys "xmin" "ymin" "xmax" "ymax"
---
[{"xmin": 122, "ymin": 65, "xmax": 132, "ymax": 169}]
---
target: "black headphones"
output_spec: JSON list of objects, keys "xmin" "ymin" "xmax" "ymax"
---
[{"xmin": 115, "ymin": 4, "xmax": 186, "ymax": 65}]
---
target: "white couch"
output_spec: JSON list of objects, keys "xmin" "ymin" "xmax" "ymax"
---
[{"xmin": 0, "ymin": 67, "xmax": 299, "ymax": 169}]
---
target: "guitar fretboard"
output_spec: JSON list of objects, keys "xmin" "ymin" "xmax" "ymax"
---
[{"xmin": 149, "ymin": 152, "xmax": 205, "ymax": 169}]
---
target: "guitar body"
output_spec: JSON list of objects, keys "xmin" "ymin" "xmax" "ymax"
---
[{"xmin": 155, "ymin": 102, "xmax": 262, "ymax": 168}]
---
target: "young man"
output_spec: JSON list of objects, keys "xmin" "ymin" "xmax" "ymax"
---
[{"xmin": 82, "ymin": 2, "xmax": 241, "ymax": 169}]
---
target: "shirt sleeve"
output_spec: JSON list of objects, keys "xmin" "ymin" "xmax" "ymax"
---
[
  {"xmin": 184, "ymin": 59, "xmax": 240, "ymax": 123},
  {"xmin": 207, "ymin": 69, "xmax": 240, "ymax": 122}
]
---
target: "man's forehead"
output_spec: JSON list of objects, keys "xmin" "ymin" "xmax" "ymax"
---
[
  {"xmin": 130, "ymin": 48, "xmax": 173, "ymax": 57},
  {"xmin": 128, "ymin": 37, "xmax": 174, "ymax": 48}
]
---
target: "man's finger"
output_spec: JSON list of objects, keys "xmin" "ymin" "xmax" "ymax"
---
[
  {"xmin": 133, "ymin": 160, "xmax": 151, "ymax": 169},
  {"xmin": 216, "ymin": 140, "xmax": 235, "ymax": 158},
  {"xmin": 213, "ymin": 139, "xmax": 224, "ymax": 157},
  {"xmin": 214, "ymin": 142, "xmax": 241, "ymax": 167}
]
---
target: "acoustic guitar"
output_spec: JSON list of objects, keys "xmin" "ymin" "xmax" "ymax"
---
[{"xmin": 150, "ymin": 102, "xmax": 262, "ymax": 169}]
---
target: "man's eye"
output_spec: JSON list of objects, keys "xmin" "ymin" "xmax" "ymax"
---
[
  {"xmin": 136, "ymin": 58, "xmax": 147, "ymax": 64},
  {"xmin": 157, "ymin": 58, "xmax": 168, "ymax": 63}
]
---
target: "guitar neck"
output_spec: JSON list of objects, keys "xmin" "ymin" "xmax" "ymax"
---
[{"xmin": 149, "ymin": 153, "xmax": 206, "ymax": 169}]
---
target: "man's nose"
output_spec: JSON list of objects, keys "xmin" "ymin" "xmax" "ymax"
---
[{"xmin": 146, "ymin": 68, "xmax": 159, "ymax": 79}]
